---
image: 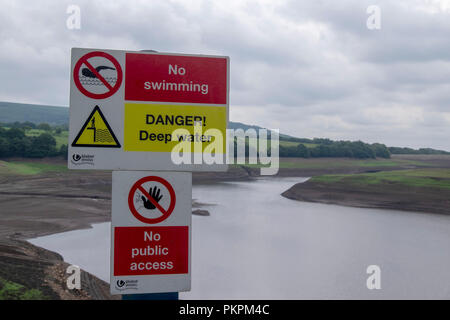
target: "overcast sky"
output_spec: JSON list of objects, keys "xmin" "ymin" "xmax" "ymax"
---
[{"xmin": 1, "ymin": 0, "xmax": 450, "ymax": 149}]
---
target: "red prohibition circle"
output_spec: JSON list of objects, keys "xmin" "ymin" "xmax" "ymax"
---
[
  {"xmin": 128, "ymin": 176, "xmax": 176, "ymax": 224},
  {"xmin": 73, "ymin": 51, "xmax": 123, "ymax": 99}
]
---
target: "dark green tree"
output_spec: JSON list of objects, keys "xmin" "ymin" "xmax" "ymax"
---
[
  {"xmin": 0, "ymin": 137, "xmax": 10, "ymax": 157},
  {"xmin": 28, "ymin": 133, "xmax": 56, "ymax": 158},
  {"xmin": 296, "ymin": 143, "xmax": 310, "ymax": 158},
  {"xmin": 37, "ymin": 123, "xmax": 52, "ymax": 131}
]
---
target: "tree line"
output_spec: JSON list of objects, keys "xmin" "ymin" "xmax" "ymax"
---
[
  {"xmin": 1, "ymin": 121, "xmax": 447, "ymax": 160},
  {"xmin": 279, "ymin": 140, "xmax": 390, "ymax": 159},
  {"xmin": 388, "ymin": 146, "xmax": 450, "ymax": 155},
  {"xmin": 233, "ymin": 137, "xmax": 391, "ymax": 159},
  {"xmin": 0, "ymin": 124, "xmax": 67, "ymax": 159},
  {"xmin": 1, "ymin": 121, "xmax": 68, "ymax": 133}
]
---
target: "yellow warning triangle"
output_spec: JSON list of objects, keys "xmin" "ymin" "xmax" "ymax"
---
[{"xmin": 71, "ymin": 105, "xmax": 121, "ymax": 148}]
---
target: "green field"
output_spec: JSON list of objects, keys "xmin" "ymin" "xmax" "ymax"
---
[
  {"xmin": 0, "ymin": 161, "xmax": 67, "ymax": 175},
  {"xmin": 234, "ymin": 136, "xmax": 318, "ymax": 149},
  {"xmin": 25, "ymin": 129, "xmax": 68, "ymax": 149},
  {"xmin": 235, "ymin": 157, "xmax": 432, "ymax": 169},
  {"xmin": 279, "ymin": 140, "xmax": 317, "ymax": 148},
  {"xmin": 311, "ymin": 168, "xmax": 450, "ymax": 190}
]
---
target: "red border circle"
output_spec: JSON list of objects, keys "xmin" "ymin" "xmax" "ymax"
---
[
  {"xmin": 128, "ymin": 176, "xmax": 176, "ymax": 224},
  {"xmin": 73, "ymin": 51, "xmax": 123, "ymax": 99}
]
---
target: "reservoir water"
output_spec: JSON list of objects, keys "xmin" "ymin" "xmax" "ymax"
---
[{"xmin": 29, "ymin": 177, "xmax": 450, "ymax": 299}]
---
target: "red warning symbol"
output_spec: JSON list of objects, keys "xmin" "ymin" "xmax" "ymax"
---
[
  {"xmin": 128, "ymin": 176, "xmax": 176, "ymax": 224},
  {"xmin": 73, "ymin": 51, "xmax": 123, "ymax": 99}
]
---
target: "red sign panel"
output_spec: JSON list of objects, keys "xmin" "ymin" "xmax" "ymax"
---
[
  {"xmin": 125, "ymin": 53, "xmax": 227, "ymax": 104},
  {"xmin": 114, "ymin": 226, "xmax": 189, "ymax": 276}
]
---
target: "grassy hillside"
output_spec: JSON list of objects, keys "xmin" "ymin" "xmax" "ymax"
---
[
  {"xmin": 25, "ymin": 129, "xmax": 68, "ymax": 149},
  {"xmin": 0, "ymin": 160, "xmax": 67, "ymax": 175},
  {"xmin": 0, "ymin": 102, "xmax": 69, "ymax": 125},
  {"xmin": 311, "ymin": 168, "xmax": 450, "ymax": 191},
  {"xmin": 227, "ymin": 121, "xmax": 295, "ymax": 139}
]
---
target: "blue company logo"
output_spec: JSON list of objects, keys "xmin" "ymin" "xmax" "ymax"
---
[
  {"xmin": 70, "ymin": 153, "xmax": 95, "ymax": 166},
  {"xmin": 115, "ymin": 279, "xmax": 138, "ymax": 291}
]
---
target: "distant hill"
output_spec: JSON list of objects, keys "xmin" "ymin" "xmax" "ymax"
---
[
  {"xmin": 0, "ymin": 101, "xmax": 69, "ymax": 125},
  {"xmin": 0, "ymin": 101, "xmax": 292, "ymax": 138},
  {"xmin": 1, "ymin": 101, "xmax": 448, "ymax": 155},
  {"xmin": 227, "ymin": 121, "xmax": 295, "ymax": 139}
]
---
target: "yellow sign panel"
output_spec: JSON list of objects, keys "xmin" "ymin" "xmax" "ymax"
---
[
  {"xmin": 124, "ymin": 103, "xmax": 227, "ymax": 153},
  {"xmin": 72, "ymin": 105, "xmax": 121, "ymax": 148}
]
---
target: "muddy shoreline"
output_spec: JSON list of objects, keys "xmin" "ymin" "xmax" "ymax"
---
[
  {"xmin": 282, "ymin": 179, "xmax": 450, "ymax": 215},
  {"xmin": 0, "ymin": 164, "xmax": 255, "ymax": 299},
  {"xmin": 281, "ymin": 155, "xmax": 450, "ymax": 215},
  {"xmin": 0, "ymin": 168, "xmax": 115, "ymax": 299}
]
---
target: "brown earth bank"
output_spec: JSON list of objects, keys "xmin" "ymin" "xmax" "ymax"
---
[
  {"xmin": 282, "ymin": 179, "xmax": 450, "ymax": 215},
  {"xmin": 0, "ymin": 239, "xmax": 117, "ymax": 300},
  {"xmin": 281, "ymin": 155, "xmax": 450, "ymax": 215},
  {"xmin": 0, "ymin": 167, "xmax": 116, "ymax": 299},
  {"xmin": 1, "ymin": 154, "xmax": 449, "ymax": 299}
]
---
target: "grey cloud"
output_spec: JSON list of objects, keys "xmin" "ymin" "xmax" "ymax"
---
[{"xmin": 1, "ymin": 0, "xmax": 450, "ymax": 150}]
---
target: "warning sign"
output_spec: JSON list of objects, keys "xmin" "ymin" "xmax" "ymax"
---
[
  {"xmin": 124, "ymin": 103, "xmax": 227, "ymax": 152},
  {"xmin": 128, "ymin": 176, "xmax": 176, "ymax": 224},
  {"xmin": 71, "ymin": 105, "xmax": 121, "ymax": 148},
  {"xmin": 113, "ymin": 226, "xmax": 189, "ymax": 276},
  {"xmin": 110, "ymin": 171, "xmax": 191, "ymax": 294},
  {"xmin": 73, "ymin": 51, "xmax": 123, "ymax": 99},
  {"xmin": 125, "ymin": 53, "xmax": 227, "ymax": 104},
  {"xmin": 69, "ymin": 48, "xmax": 229, "ymax": 171}
]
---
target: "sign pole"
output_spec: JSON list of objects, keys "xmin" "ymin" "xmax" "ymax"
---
[{"xmin": 122, "ymin": 292, "xmax": 178, "ymax": 300}]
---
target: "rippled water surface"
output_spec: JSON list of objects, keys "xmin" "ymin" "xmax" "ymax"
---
[{"xmin": 30, "ymin": 177, "xmax": 450, "ymax": 299}]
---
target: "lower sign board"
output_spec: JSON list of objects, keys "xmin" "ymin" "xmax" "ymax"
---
[{"xmin": 110, "ymin": 171, "xmax": 191, "ymax": 294}]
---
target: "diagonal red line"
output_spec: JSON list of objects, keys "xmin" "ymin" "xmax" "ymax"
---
[
  {"xmin": 138, "ymin": 186, "xmax": 168, "ymax": 215},
  {"xmin": 82, "ymin": 58, "xmax": 114, "ymax": 91}
]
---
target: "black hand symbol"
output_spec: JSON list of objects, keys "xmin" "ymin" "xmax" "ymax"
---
[{"xmin": 141, "ymin": 186, "xmax": 163, "ymax": 210}]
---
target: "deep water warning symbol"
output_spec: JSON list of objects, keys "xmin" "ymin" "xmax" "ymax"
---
[{"xmin": 71, "ymin": 105, "xmax": 121, "ymax": 148}]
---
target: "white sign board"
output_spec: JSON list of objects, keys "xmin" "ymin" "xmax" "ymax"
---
[
  {"xmin": 68, "ymin": 47, "xmax": 229, "ymax": 171},
  {"xmin": 110, "ymin": 171, "xmax": 191, "ymax": 295}
]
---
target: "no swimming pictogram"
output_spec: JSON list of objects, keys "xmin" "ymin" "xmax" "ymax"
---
[
  {"xmin": 128, "ymin": 176, "xmax": 176, "ymax": 224},
  {"xmin": 73, "ymin": 51, "xmax": 123, "ymax": 99}
]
